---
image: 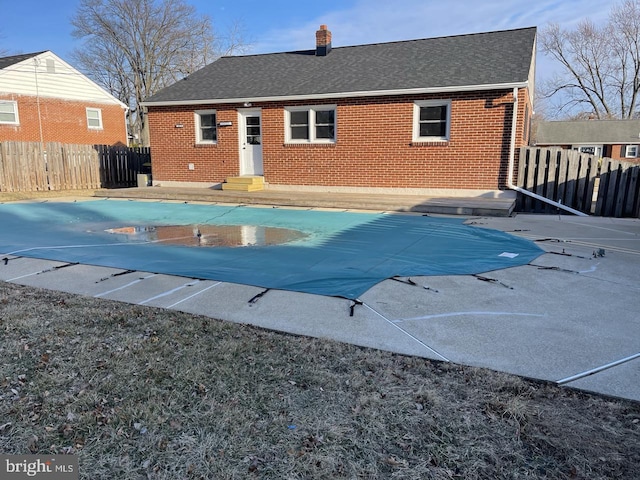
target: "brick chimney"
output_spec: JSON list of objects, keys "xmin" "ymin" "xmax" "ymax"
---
[{"xmin": 316, "ymin": 25, "xmax": 332, "ymax": 56}]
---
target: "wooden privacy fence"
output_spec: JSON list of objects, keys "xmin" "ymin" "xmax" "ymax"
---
[
  {"xmin": 0, "ymin": 141, "xmax": 150, "ymax": 192},
  {"xmin": 596, "ymin": 156, "xmax": 640, "ymax": 217},
  {"xmin": 517, "ymin": 147, "xmax": 640, "ymax": 218},
  {"xmin": 96, "ymin": 144, "xmax": 151, "ymax": 189}
]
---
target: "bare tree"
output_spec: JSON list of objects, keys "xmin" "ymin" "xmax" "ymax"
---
[
  {"xmin": 0, "ymin": 30, "xmax": 9, "ymax": 56},
  {"xmin": 71, "ymin": 0, "xmax": 247, "ymax": 145},
  {"xmin": 539, "ymin": 0, "xmax": 640, "ymax": 119}
]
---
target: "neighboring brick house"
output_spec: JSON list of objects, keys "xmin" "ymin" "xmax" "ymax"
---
[
  {"xmin": 0, "ymin": 51, "xmax": 127, "ymax": 145},
  {"xmin": 143, "ymin": 26, "xmax": 536, "ymax": 195},
  {"xmin": 535, "ymin": 119, "xmax": 640, "ymax": 163}
]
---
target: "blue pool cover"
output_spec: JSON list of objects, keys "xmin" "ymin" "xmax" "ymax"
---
[{"xmin": 0, "ymin": 200, "xmax": 543, "ymax": 299}]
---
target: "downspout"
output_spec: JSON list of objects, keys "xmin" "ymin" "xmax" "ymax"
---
[{"xmin": 507, "ymin": 87, "xmax": 588, "ymax": 217}]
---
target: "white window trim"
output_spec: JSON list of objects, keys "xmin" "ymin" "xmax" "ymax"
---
[
  {"xmin": 0, "ymin": 100, "xmax": 20, "ymax": 125},
  {"xmin": 412, "ymin": 99, "xmax": 451, "ymax": 142},
  {"xmin": 624, "ymin": 145, "xmax": 638, "ymax": 158},
  {"xmin": 573, "ymin": 145, "xmax": 603, "ymax": 157},
  {"xmin": 86, "ymin": 108, "xmax": 103, "ymax": 130},
  {"xmin": 285, "ymin": 105, "xmax": 337, "ymax": 144},
  {"xmin": 195, "ymin": 109, "xmax": 218, "ymax": 144}
]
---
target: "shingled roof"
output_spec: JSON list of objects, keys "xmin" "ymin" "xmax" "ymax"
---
[
  {"xmin": 536, "ymin": 120, "xmax": 640, "ymax": 145},
  {"xmin": 0, "ymin": 51, "xmax": 46, "ymax": 70},
  {"xmin": 144, "ymin": 27, "xmax": 536, "ymax": 106}
]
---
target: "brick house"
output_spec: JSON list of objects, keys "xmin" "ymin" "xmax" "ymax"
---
[
  {"xmin": 0, "ymin": 51, "xmax": 127, "ymax": 145},
  {"xmin": 143, "ymin": 26, "xmax": 536, "ymax": 195},
  {"xmin": 535, "ymin": 119, "xmax": 640, "ymax": 163}
]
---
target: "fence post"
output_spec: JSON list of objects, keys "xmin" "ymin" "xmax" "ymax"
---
[
  {"xmin": 625, "ymin": 165, "xmax": 640, "ymax": 217},
  {"xmin": 556, "ymin": 149, "xmax": 568, "ymax": 206}
]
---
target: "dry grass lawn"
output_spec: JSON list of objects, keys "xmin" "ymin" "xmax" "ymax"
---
[
  {"xmin": 0, "ymin": 189, "xmax": 101, "ymax": 203},
  {"xmin": 1, "ymin": 282, "xmax": 639, "ymax": 479},
  {"xmin": 1, "ymin": 191, "xmax": 639, "ymax": 479}
]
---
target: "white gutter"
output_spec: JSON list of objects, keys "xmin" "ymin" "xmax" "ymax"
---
[
  {"xmin": 141, "ymin": 81, "xmax": 527, "ymax": 107},
  {"xmin": 507, "ymin": 87, "xmax": 588, "ymax": 217}
]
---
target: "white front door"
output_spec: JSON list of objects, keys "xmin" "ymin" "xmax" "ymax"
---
[{"xmin": 239, "ymin": 109, "xmax": 263, "ymax": 175}]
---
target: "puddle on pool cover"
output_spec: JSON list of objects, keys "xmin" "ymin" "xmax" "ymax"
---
[{"xmin": 105, "ymin": 224, "xmax": 308, "ymax": 247}]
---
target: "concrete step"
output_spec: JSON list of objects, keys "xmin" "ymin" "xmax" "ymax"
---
[
  {"xmin": 222, "ymin": 183, "xmax": 264, "ymax": 192},
  {"xmin": 225, "ymin": 176, "xmax": 265, "ymax": 185},
  {"xmin": 222, "ymin": 176, "xmax": 265, "ymax": 191}
]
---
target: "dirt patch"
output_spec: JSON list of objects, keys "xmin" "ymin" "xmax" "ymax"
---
[{"xmin": 1, "ymin": 282, "xmax": 638, "ymax": 479}]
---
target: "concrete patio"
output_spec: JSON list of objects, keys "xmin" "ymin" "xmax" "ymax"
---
[
  {"xmin": 94, "ymin": 186, "xmax": 517, "ymax": 217},
  {"xmin": 1, "ymin": 192, "xmax": 638, "ymax": 402}
]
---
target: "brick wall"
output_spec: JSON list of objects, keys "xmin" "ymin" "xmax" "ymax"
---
[
  {"xmin": 0, "ymin": 94, "xmax": 127, "ymax": 145},
  {"xmin": 147, "ymin": 88, "xmax": 530, "ymax": 190},
  {"xmin": 605, "ymin": 144, "xmax": 640, "ymax": 163}
]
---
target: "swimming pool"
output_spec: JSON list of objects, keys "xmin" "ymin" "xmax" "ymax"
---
[{"xmin": 0, "ymin": 199, "xmax": 543, "ymax": 299}]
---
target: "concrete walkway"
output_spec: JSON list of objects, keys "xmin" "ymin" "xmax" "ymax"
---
[
  {"xmin": 1, "ymin": 195, "xmax": 639, "ymax": 402},
  {"xmin": 95, "ymin": 186, "xmax": 517, "ymax": 217}
]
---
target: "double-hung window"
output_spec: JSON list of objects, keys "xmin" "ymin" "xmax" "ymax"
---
[
  {"xmin": 286, "ymin": 105, "xmax": 336, "ymax": 143},
  {"xmin": 624, "ymin": 145, "xmax": 638, "ymax": 158},
  {"xmin": 195, "ymin": 110, "xmax": 217, "ymax": 144},
  {"xmin": 86, "ymin": 108, "xmax": 103, "ymax": 129},
  {"xmin": 0, "ymin": 101, "xmax": 19, "ymax": 125},
  {"xmin": 413, "ymin": 100, "xmax": 451, "ymax": 142}
]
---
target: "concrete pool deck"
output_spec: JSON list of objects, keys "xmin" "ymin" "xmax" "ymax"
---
[
  {"xmin": 1, "ymin": 195, "xmax": 639, "ymax": 402},
  {"xmin": 95, "ymin": 186, "xmax": 517, "ymax": 217}
]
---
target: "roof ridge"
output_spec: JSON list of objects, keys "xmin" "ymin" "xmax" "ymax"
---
[
  {"xmin": 0, "ymin": 51, "xmax": 48, "ymax": 62},
  {"xmin": 222, "ymin": 26, "xmax": 537, "ymax": 59},
  {"xmin": 541, "ymin": 119, "xmax": 640, "ymax": 123},
  {"xmin": 332, "ymin": 26, "xmax": 537, "ymax": 50}
]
